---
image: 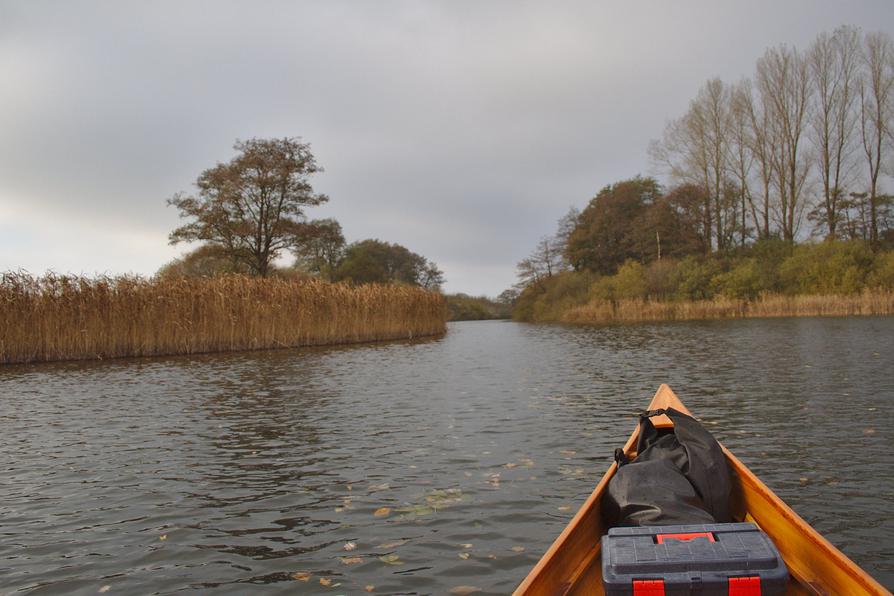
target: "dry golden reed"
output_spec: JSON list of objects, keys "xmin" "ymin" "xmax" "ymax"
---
[
  {"xmin": 0, "ymin": 272, "xmax": 447, "ymax": 364},
  {"xmin": 561, "ymin": 290, "xmax": 894, "ymax": 325}
]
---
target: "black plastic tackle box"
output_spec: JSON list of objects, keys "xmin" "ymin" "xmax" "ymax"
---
[{"xmin": 601, "ymin": 522, "xmax": 788, "ymax": 595}]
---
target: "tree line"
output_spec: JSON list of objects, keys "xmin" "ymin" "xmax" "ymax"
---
[
  {"xmin": 161, "ymin": 138, "xmax": 443, "ymax": 289},
  {"xmin": 513, "ymin": 173, "xmax": 894, "ymax": 323},
  {"xmin": 517, "ymin": 26, "xmax": 894, "ymax": 296},
  {"xmin": 651, "ymin": 26, "xmax": 894, "ymax": 249}
]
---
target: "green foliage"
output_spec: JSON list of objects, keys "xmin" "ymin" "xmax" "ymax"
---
[
  {"xmin": 292, "ymin": 218, "xmax": 346, "ymax": 280},
  {"xmin": 672, "ymin": 256, "xmax": 722, "ymax": 300},
  {"xmin": 612, "ymin": 260, "xmax": 648, "ymax": 299},
  {"xmin": 778, "ymin": 241, "xmax": 875, "ymax": 295},
  {"xmin": 587, "ymin": 277, "xmax": 613, "ymax": 302},
  {"xmin": 513, "ymin": 242, "xmax": 894, "ymax": 321},
  {"xmin": 868, "ymin": 252, "xmax": 894, "ymax": 288},
  {"xmin": 746, "ymin": 237, "xmax": 791, "ymax": 293},
  {"xmin": 538, "ymin": 271, "xmax": 594, "ymax": 318},
  {"xmin": 334, "ymin": 239, "xmax": 444, "ymax": 288},
  {"xmin": 644, "ymin": 259, "xmax": 679, "ymax": 298},
  {"xmin": 514, "ymin": 157, "xmax": 894, "ymax": 321},
  {"xmin": 565, "ymin": 178, "xmax": 704, "ymax": 275},
  {"xmin": 711, "ymin": 259, "xmax": 763, "ymax": 299},
  {"xmin": 589, "ymin": 258, "xmax": 716, "ymax": 303},
  {"xmin": 512, "ymin": 284, "xmax": 540, "ymax": 321},
  {"xmin": 512, "ymin": 271, "xmax": 594, "ymax": 321},
  {"xmin": 565, "ymin": 177, "xmax": 657, "ymax": 274},
  {"xmin": 446, "ymin": 294, "xmax": 511, "ymax": 321}
]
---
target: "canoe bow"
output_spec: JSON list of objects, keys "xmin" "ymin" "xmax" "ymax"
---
[{"xmin": 513, "ymin": 384, "xmax": 891, "ymax": 596}]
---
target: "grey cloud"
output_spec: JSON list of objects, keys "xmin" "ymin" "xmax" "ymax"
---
[{"xmin": 2, "ymin": 0, "xmax": 894, "ymax": 294}]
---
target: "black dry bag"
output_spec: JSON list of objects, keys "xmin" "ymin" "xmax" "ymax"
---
[{"xmin": 603, "ymin": 408, "xmax": 732, "ymax": 527}]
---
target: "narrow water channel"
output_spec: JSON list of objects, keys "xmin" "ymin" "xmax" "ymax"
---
[{"xmin": 2, "ymin": 317, "xmax": 892, "ymax": 594}]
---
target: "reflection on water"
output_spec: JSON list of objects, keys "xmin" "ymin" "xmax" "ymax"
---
[{"xmin": 1, "ymin": 317, "xmax": 892, "ymax": 593}]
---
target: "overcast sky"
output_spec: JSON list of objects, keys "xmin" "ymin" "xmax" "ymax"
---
[{"xmin": 2, "ymin": 1, "xmax": 893, "ymax": 296}]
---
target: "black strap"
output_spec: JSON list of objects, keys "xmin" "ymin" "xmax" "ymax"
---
[{"xmin": 614, "ymin": 447, "xmax": 629, "ymax": 467}]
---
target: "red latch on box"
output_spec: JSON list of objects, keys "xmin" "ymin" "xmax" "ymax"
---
[
  {"xmin": 728, "ymin": 575, "xmax": 761, "ymax": 595},
  {"xmin": 655, "ymin": 532, "xmax": 716, "ymax": 544},
  {"xmin": 633, "ymin": 579, "xmax": 666, "ymax": 596}
]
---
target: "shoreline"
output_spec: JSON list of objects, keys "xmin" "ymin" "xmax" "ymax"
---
[
  {"xmin": 548, "ymin": 290, "xmax": 894, "ymax": 325},
  {"xmin": 0, "ymin": 330, "xmax": 448, "ymax": 368},
  {"xmin": 0, "ymin": 274, "xmax": 447, "ymax": 365}
]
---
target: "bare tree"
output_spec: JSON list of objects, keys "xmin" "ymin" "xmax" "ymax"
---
[
  {"xmin": 516, "ymin": 236, "xmax": 564, "ymax": 291},
  {"xmin": 728, "ymin": 81, "xmax": 756, "ymax": 245},
  {"xmin": 699, "ymin": 79, "xmax": 736, "ymax": 250},
  {"xmin": 650, "ymin": 79, "xmax": 733, "ymax": 250},
  {"xmin": 554, "ymin": 206, "xmax": 581, "ymax": 270},
  {"xmin": 739, "ymin": 78, "xmax": 777, "ymax": 239},
  {"xmin": 808, "ymin": 26, "xmax": 861, "ymax": 239},
  {"xmin": 755, "ymin": 45, "xmax": 813, "ymax": 242},
  {"xmin": 858, "ymin": 31, "xmax": 894, "ymax": 247},
  {"xmin": 650, "ymin": 117, "xmax": 709, "ymax": 244}
]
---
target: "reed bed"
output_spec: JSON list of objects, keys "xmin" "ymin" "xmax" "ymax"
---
[
  {"xmin": 0, "ymin": 272, "xmax": 447, "ymax": 364},
  {"xmin": 560, "ymin": 289, "xmax": 894, "ymax": 325}
]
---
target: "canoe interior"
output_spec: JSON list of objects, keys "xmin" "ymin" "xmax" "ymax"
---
[{"xmin": 513, "ymin": 384, "xmax": 891, "ymax": 596}]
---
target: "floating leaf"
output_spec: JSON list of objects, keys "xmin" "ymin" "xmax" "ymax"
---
[
  {"xmin": 458, "ymin": 552, "xmax": 471, "ymax": 560},
  {"xmin": 98, "ymin": 587, "xmax": 111, "ymax": 594},
  {"xmin": 364, "ymin": 586, "xmax": 375, "ymax": 593},
  {"xmin": 459, "ymin": 543, "xmax": 473, "ymax": 549},
  {"xmin": 558, "ymin": 505, "xmax": 572, "ymax": 512},
  {"xmin": 373, "ymin": 507, "xmax": 391, "ymax": 517},
  {"xmin": 511, "ymin": 546, "xmax": 526, "ymax": 553},
  {"xmin": 292, "ymin": 572, "xmax": 311, "ymax": 581},
  {"xmin": 503, "ymin": 462, "xmax": 517, "ymax": 469},
  {"xmin": 426, "ymin": 488, "xmax": 463, "ymax": 502},
  {"xmin": 560, "ymin": 450, "xmax": 576, "ymax": 457},
  {"xmin": 397, "ymin": 504, "xmax": 434, "ymax": 516},
  {"xmin": 159, "ymin": 534, "xmax": 167, "ymax": 541},
  {"xmin": 377, "ymin": 539, "xmax": 408, "ymax": 549},
  {"xmin": 378, "ymin": 554, "xmax": 402, "ymax": 565},
  {"xmin": 341, "ymin": 556, "xmax": 364, "ymax": 565},
  {"xmin": 519, "ymin": 458, "xmax": 535, "ymax": 468},
  {"xmin": 369, "ymin": 483, "xmax": 390, "ymax": 492},
  {"xmin": 319, "ymin": 577, "xmax": 332, "ymax": 586},
  {"xmin": 343, "ymin": 541, "xmax": 357, "ymax": 551},
  {"xmin": 334, "ymin": 507, "xmax": 344, "ymax": 513},
  {"xmin": 449, "ymin": 587, "xmax": 482, "ymax": 595}
]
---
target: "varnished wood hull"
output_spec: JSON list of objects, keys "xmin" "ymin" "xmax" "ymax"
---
[{"xmin": 514, "ymin": 385, "xmax": 891, "ymax": 596}]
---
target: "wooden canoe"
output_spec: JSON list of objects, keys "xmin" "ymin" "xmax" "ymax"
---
[{"xmin": 514, "ymin": 384, "xmax": 891, "ymax": 596}]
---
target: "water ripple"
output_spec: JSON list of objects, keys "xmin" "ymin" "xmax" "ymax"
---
[{"xmin": 1, "ymin": 318, "xmax": 892, "ymax": 593}]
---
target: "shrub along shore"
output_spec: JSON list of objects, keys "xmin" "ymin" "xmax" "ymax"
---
[
  {"xmin": 514, "ymin": 240, "xmax": 894, "ymax": 324},
  {"xmin": 0, "ymin": 273, "xmax": 447, "ymax": 365}
]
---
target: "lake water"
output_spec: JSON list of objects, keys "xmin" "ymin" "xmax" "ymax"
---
[{"xmin": 2, "ymin": 318, "xmax": 892, "ymax": 594}]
